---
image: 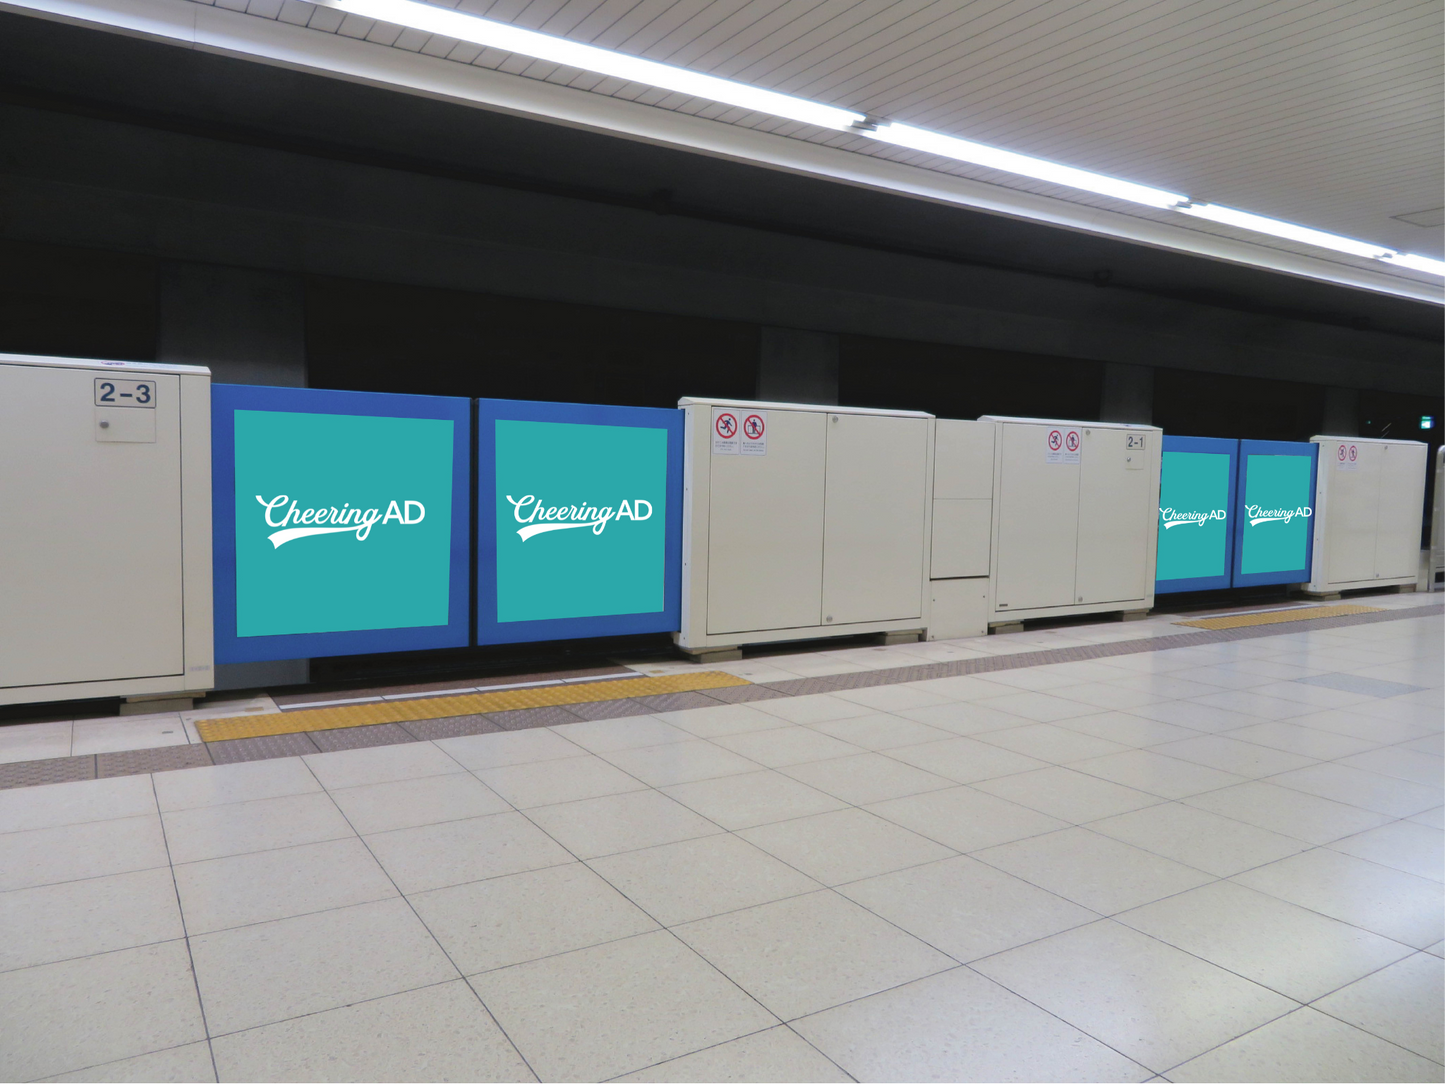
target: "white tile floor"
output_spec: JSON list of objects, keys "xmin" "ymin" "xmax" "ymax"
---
[{"xmin": 0, "ymin": 596, "xmax": 1440, "ymax": 1082}]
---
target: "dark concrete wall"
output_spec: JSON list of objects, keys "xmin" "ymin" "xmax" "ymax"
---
[{"xmin": 1, "ymin": 97, "xmax": 1439, "ymax": 407}]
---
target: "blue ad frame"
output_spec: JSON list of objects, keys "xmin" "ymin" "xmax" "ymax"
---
[
  {"xmin": 212, "ymin": 384, "xmax": 472, "ymax": 663},
  {"xmin": 1156, "ymin": 436, "xmax": 1239, "ymax": 593},
  {"xmin": 476, "ymin": 397, "xmax": 684, "ymax": 646},
  {"xmin": 1232, "ymin": 439, "xmax": 1318, "ymax": 588}
]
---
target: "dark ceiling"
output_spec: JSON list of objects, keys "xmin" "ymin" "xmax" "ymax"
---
[{"xmin": 0, "ymin": 9, "xmax": 1441, "ymax": 343}]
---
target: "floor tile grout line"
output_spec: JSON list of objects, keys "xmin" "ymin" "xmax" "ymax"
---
[
  {"xmin": 147, "ymin": 772, "xmax": 222, "ymax": 1084},
  {"xmin": 478, "ymin": 764, "xmax": 801, "ymax": 1080},
  {"xmin": 596, "ymin": 1021, "xmax": 861, "ymax": 1084},
  {"xmin": 605, "ymin": 735, "xmax": 1154, "ymax": 1062},
  {"xmin": 24, "ymin": 1037, "xmax": 213, "ymax": 1084},
  {"xmin": 6, "ymin": 624, "xmax": 1437, "ymax": 1081},
  {"xmin": 1152, "ymin": 988, "xmax": 1442, "ymax": 1079},
  {"xmin": 484, "ymin": 723, "xmax": 990, "ymax": 1073},
  {"xmin": 1301, "ymin": 957, "xmax": 1445, "ymax": 1067},
  {"xmin": 2, "ymin": 603, "xmax": 1436, "ymax": 790},
  {"xmin": 287, "ymin": 754, "xmax": 547, "ymax": 1084}
]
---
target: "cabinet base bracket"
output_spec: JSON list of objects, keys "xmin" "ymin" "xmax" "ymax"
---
[
  {"xmin": 873, "ymin": 630, "xmax": 923, "ymax": 645},
  {"xmin": 989, "ymin": 621, "xmax": 1025, "ymax": 634},
  {"xmin": 679, "ymin": 646, "xmax": 744, "ymax": 664},
  {"xmin": 1296, "ymin": 591, "xmax": 1342, "ymax": 601},
  {"xmin": 1118, "ymin": 609, "xmax": 1151, "ymax": 622},
  {"xmin": 120, "ymin": 695, "xmax": 195, "ymax": 715}
]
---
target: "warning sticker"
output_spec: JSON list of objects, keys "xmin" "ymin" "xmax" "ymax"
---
[
  {"xmin": 1046, "ymin": 427, "xmax": 1082, "ymax": 464},
  {"xmin": 1336, "ymin": 443, "xmax": 1360, "ymax": 471},
  {"xmin": 712, "ymin": 408, "xmax": 740, "ymax": 455},
  {"xmin": 741, "ymin": 412, "xmax": 767, "ymax": 456}
]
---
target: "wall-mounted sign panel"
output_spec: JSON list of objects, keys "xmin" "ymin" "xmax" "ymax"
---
[
  {"xmin": 477, "ymin": 398, "xmax": 683, "ymax": 645},
  {"xmin": 1156, "ymin": 436, "xmax": 1237, "ymax": 593},
  {"xmin": 213, "ymin": 385, "xmax": 471, "ymax": 663},
  {"xmin": 1233, "ymin": 439, "xmax": 1317, "ymax": 588}
]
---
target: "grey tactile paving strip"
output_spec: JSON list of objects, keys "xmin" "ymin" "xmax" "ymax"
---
[
  {"xmin": 0, "ymin": 755, "xmax": 96, "ymax": 789},
  {"xmin": 564, "ymin": 698, "xmax": 654, "ymax": 720},
  {"xmin": 96, "ymin": 744, "xmax": 213, "ymax": 777},
  {"xmin": 764, "ymin": 677, "xmax": 857, "ymax": 696},
  {"xmin": 764, "ymin": 604, "xmax": 1445, "ymax": 696},
  {"xmin": 629, "ymin": 691, "xmax": 730, "ymax": 713},
  {"xmin": 486, "ymin": 706, "xmax": 589, "ymax": 731},
  {"xmin": 1, "ymin": 603, "xmax": 1437, "ymax": 790},
  {"xmin": 309, "ymin": 723, "xmax": 416, "ymax": 752},
  {"xmin": 208, "ymin": 731, "xmax": 321, "ymax": 764},
  {"xmin": 697, "ymin": 684, "xmax": 790, "ymax": 704},
  {"xmin": 401, "ymin": 714, "xmax": 501, "ymax": 740}
]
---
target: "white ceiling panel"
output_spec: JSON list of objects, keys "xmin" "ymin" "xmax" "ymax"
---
[{"xmin": 54, "ymin": 0, "xmax": 1445, "ymax": 279}]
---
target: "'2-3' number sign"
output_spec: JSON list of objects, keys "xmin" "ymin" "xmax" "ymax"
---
[{"xmin": 94, "ymin": 378, "xmax": 156, "ymax": 408}]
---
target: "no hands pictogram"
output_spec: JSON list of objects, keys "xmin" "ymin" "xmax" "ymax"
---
[
  {"xmin": 715, "ymin": 412, "xmax": 737, "ymax": 439},
  {"xmin": 1348, "ymin": 444, "xmax": 1358, "ymax": 462},
  {"xmin": 743, "ymin": 414, "xmax": 765, "ymax": 440},
  {"xmin": 1065, "ymin": 430, "xmax": 1080, "ymax": 452},
  {"xmin": 1048, "ymin": 429, "xmax": 1063, "ymax": 451}
]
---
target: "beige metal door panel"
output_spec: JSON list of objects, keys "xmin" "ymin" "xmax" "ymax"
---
[
  {"xmin": 931, "ymin": 498, "xmax": 992, "ymax": 578},
  {"xmin": 0, "ymin": 365, "xmax": 184, "ymax": 688},
  {"xmin": 994, "ymin": 422, "xmax": 1079, "ymax": 612},
  {"xmin": 706, "ymin": 410, "xmax": 826, "ymax": 634},
  {"xmin": 1374, "ymin": 442, "xmax": 1427, "ymax": 578},
  {"xmin": 1076, "ymin": 427, "xmax": 1153, "ymax": 604},
  {"xmin": 821, "ymin": 414, "xmax": 928, "ymax": 624},
  {"xmin": 1324, "ymin": 440, "xmax": 1381, "ymax": 584},
  {"xmin": 934, "ymin": 419, "xmax": 995, "ymax": 499}
]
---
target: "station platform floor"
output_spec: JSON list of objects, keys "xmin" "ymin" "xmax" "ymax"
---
[{"xmin": 0, "ymin": 592, "xmax": 1441, "ymax": 1082}]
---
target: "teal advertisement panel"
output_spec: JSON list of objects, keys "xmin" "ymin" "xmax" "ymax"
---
[
  {"xmin": 1233, "ymin": 440, "xmax": 1317, "ymax": 587},
  {"xmin": 1156, "ymin": 437, "xmax": 1237, "ymax": 592},
  {"xmin": 213, "ymin": 386, "xmax": 471, "ymax": 663},
  {"xmin": 477, "ymin": 398, "xmax": 683, "ymax": 645},
  {"xmin": 495, "ymin": 419, "xmax": 667, "ymax": 623}
]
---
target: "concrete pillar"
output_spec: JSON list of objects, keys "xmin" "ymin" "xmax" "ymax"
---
[
  {"xmin": 1099, "ymin": 362, "xmax": 1154, "ymax": 424},
  {"xmin": 159, "ymin": 262, "xmax": 310, "ymax": 691},
  {"xmin": 1322, "ymin": 386, "xmax": 1359, "ymax": 437},
  {"xmin": 757, "ymin": 327, "xmax": 839, "ymax": 405}
]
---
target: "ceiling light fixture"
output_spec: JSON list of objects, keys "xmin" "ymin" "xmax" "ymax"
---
[
  {"xmin": 1380, "ymin": 253, "xmax": 1445, "ymax": 277},
  {"xmin": 1175, "ymin": 202, "xmax": 1393, "ymax": 260},
  {"xmin": 868, "ymin": 121, "xmax": 1189, "ymax": 209},
  {"xmin": 319, "ymin": 0, "xmax": 865, "ymax": 130},
  {"xmin": 311, "ymin": 0, "xmax": 1442, "ymax": 279}
]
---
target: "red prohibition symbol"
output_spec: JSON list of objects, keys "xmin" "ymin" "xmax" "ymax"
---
[
  {"xmin": 1338, "ymin": 444, "xmax": 1348, "ymax": 461},
  {"xmin": 1348, "ymin": 445, "xmax": 1358, "ymax": 461},
  {"xmin": 743, "ymin": 414, "xmax": 765, "ymax": 440},
  {"xmin": 715, "ymin": 412, "xmax": 737, "ymax": 439},
  {"xmin": 1048, "ymin": 429, "xmax": 1063, "ymax": 451},
  {"xmin": 1065, "ymin": 430, "xmax": 1080, "ymax": 452}
]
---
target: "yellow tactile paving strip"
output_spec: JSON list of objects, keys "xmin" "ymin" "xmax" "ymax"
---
[
  {"xmin": 1174, "ymin": 604, "xmax": 1384, "ymax": 631},
  {"xmin": 194, "ymin": 671, "xmax": 750, "ymax": 742}
]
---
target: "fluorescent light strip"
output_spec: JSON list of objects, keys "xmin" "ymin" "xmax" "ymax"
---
[
  {"xmin": 313, "ymin": 0, "xmax": 1443, "ymax": 278},
  {"xmin": 1381, "ymin": 253, "xmax": 1445, "ymax": 277},
  {"xmin": 320, "ymin": 0, "xmax": 863, "ymax": 130},
  {"xmin": 870, "ymin": 121, "xmax": 1188, "ymax": 209},
  {"xmin": 1176, "ymin": 202, "xmax": 1392, "ymax": 261}
]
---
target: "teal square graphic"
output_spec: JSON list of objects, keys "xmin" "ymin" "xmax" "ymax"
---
[
  {"xmin": 234, "ymin": 410, "xmax": 455, "ymax": 637},
  {"xmin": 1158, "ymin": 451, "xmax": 1231, "ymax": 581},
  {"xmin": 1240, "ymin": 454, "xmax": 1313, "ymax": 574},
  {"xmin": 495, "ymin": 419, "xmax": 667, "ymax": 623}
]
